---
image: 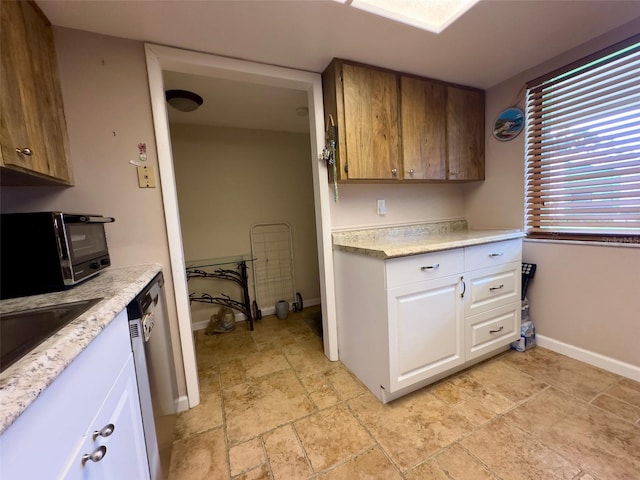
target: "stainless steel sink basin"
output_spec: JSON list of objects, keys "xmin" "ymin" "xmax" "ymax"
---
[{"xmin": 0, "ymin": 298, "xmax": 102, "ymax": 373}]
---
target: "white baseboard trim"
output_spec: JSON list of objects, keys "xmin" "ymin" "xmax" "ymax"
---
[
  {"xmin": 191, "ymin": 297, "xmax": 322, "ymax": 331},
  {"xmin": 175, "ymin": 395, "xmax": 190, "ymax": 413},
  {"xmin": 536, "ymin": 334, "xmax": 640, "ymax": 382}
]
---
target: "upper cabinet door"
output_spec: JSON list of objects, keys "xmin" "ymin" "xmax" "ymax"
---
[
  {"xmin": 447, "ymin": 86, "xmax": 485, "ymax": 181},
  {"xmin": 341, "ymin": 63, "xmax": 400, "ymax": 180},
  {"xmin": 1, "ymin": 1, "xmax": 41, "ymax": 170},
  {"xmin": 400, "ymin": 76, "xmax": 447, "ymax": 180},
  {"xmin": 0, "ymin": 0, "xmax": 73, "ymax": 185}
]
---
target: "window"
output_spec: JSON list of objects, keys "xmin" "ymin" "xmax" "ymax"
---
[{"xmin": 525, "ymin": 34, "xmax": 640, "ymax": 244}]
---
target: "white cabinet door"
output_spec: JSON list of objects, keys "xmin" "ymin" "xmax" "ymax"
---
[
  {"xmin": 388, "ymin": 274, "xmax": 464, "ymax": 392},
  {"xmin": 61, "ymin": 355, "xmax": 149, "ymax": 480}
]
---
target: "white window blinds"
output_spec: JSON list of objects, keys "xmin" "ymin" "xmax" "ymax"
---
[{"xmin": 525, "ymin": 35, "xmax": 640, "ymax": 243}]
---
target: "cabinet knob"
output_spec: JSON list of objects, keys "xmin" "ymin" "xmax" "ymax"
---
[
  {"xmin": 489, "ymin": 284, "xmax": 504, "ymax": 292},
  {"xmin": 407, "ymin": 169, "xmax": 415, "ymax": 176},
  {"xmin": 82, "ymin": 446, "xmax": 107, "ymax": 465},
  {"xmin": 391, "ymin": 168, "xmax": 398, "ymax": 177},
  {"xmin": 489, "ymin": 253, "xmax": 504, "ymax": 257},
  {"xmin": 92, "ymin": 423, "xmax": 115, "ymax": 440},
  {"xmin": 15, "ymin": 147, "xmax": 33, "ymax": 156},
  {"xmin": 489, "ymin": 326, "xmax": 504, "ymax": 334}
]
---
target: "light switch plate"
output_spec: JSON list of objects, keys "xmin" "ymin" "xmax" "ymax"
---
[
  {"xmin": 137, "ymin": 166, "xmax": 156, "ymax": 188},
  {"xmin": 377, "ymin": 199, "xmax": 387, "ymax": 215}
]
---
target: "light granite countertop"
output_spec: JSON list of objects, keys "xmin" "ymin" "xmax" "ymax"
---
[
  {"xmin": 332, "ymin": 221, "xmax": 524, "ymax": 259},
  {"xmin": 0, "ymin": 264, "xmax": 162, "ymax": 435}
]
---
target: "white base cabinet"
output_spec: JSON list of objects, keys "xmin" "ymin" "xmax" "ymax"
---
[
  {"xmin": 60, "ymin": 355, "xmax": 149, "ymax": 479},
  {"xmin": 334, "ymin": 239, "xmax": 522, "ymax": 403},
  {"xmin": 0, "ymin": 310, "xmax": 150, "ymax": 480}
]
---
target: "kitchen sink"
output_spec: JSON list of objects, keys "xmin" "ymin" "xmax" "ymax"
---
[{"xmin": 0, "ymin": 298, "xmax": 103, "ymax": 373}]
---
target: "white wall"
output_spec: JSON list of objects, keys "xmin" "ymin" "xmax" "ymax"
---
[
  {"xmin": 169, "ymin": 123, "xmax": 320, "ymax": 322},
  {"xmin": 522, "ymin": 241, "xmax": 639, "ymax": 366},
  {"xmin": 465, "ymin": 18, "xmax": 640, "ymax": 370},
  {"xmin": 330, "ymin": 183, "xmax": 466, "ymax": 231},
  {"xmin": 0, "ymin": 27, "xmax": 188, "ymax": 399}
]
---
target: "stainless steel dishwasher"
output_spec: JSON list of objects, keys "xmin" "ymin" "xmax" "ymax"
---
[{"xmin": 128, "ymin": 272, "xmax": 177, "ymax": 480}]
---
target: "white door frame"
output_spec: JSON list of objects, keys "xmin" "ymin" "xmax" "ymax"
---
[{"xmin": 144, "ymin": 44, "xmax": 338, "ymax": 407}]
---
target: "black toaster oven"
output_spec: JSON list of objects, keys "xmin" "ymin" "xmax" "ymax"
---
[{"xmin": 0, "ymin": 212, "xmax": 115, "ymax": 299}]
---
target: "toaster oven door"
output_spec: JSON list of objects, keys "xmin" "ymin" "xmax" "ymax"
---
[{"xmin": 58, "ymin": 214, "xmax": 115, "ymax": 282}]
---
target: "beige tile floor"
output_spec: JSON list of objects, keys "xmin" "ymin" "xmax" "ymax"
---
[{"xmin": 168, "ymin": 305, "xmax": 640, "ymax": 480}]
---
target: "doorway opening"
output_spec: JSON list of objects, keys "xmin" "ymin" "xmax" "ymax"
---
[
  {"xmin": 164, "ymin": 72, "xmax": 319, "ymax": 331},
  {"xmin": 145, "ymin": 44, "xmax": 337, "ymax": 408}
]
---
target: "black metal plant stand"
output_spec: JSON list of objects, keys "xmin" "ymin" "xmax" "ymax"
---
[{"xmin": 186, "ymin": 255, "xmax": 255, "ymax": 330}]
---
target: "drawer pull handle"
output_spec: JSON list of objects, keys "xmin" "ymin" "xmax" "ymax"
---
[
  {"xmin": 489, "ymin": 326, "xmax": 504, "ymax": 334},
  {"xmin": 82, "ymin": 446, "xmax": 107, "ymax": 465},
  {"xmin": 420, "ymin": 264, "xmax": 440, "ymax": 271},
  {"xmin": 489, "ymin": 284, "xmax": 504, "ymax": 292},
  {"xmin": 489, "ymin": 253, "xmax": 504, "ymax": 257},
  {"xmin": 92, "ymin": 423, "xmax": 115, "ymax": 440}
]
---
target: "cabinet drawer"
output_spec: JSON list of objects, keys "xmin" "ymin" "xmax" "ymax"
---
[
  {"xmin": 386, "ymin": 248, "xmax": 464, "ymax": 288},
  {"xmin": 464, "ymin": 239, "xmax": 522, "ymax": 272},
  {"xmin": 466, "ymin": 302, "xmax": 520, "ymax": 360},
  {"xmin": 465, "ymin": 262, "xmax": 520, "ymax": 316}
]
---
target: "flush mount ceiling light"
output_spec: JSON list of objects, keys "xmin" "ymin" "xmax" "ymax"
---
[
  {"xmin": 165, "ymin": 89, "xmax": 204, "ymax": 112},
  {"xmin": 334, "ymin": 0, "xmax": 479, "ymax": 34}
]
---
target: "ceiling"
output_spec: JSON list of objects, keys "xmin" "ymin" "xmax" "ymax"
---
[
  {"xmin": 162, "ymin": 71, "xmax": 311, "ymax": 133},
  {"xmin": 38, "ymin": 0, "xmax": 640, "ymax": 133}
]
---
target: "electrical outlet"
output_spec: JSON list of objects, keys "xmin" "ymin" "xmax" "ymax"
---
[
  {"xmin": 137, "ymin": 166, "xmax": 156, "ymax": 188},
  {"xmin": 377, "ymin": 199, "xmax": 387, "ymax": 216}
]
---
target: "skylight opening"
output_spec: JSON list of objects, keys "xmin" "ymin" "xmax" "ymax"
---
[{"xmin": 335, "ymin": 0, "xmax": 479, "ymax": 34}]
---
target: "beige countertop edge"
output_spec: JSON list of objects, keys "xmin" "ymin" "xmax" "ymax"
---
[
  {"xmin": 0, "ymin": 264, "xmax": 162, "ymax": 435},
  {"xmin": 333, "ymin": 230, "xmax": 525, "ymax": 259}
]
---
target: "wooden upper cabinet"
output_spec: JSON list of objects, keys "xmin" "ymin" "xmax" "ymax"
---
[
  {"xmin": 400, "ymin": 76, "xmax": 447, "ymax": 180},
  {"xmin": 0, "ymin": 0, "xmax": 73, "ymax": 185},
  {"xmin": 322, "ymin": 58, "xmax": 485, "ymax": 183},
  {"xmin": 323, "ymin": 59, "xmax": 400, "ymax": 181},
  {"xmin": 447, "ymin": 86, "xmax": 485, "ymax": 181}
]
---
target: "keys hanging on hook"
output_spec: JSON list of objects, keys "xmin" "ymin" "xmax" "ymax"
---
[
  {"xmin": 319, "ymin": 114, "xmax": 337, "ymax": 165},
  {"xmin": 325, "ymin": 115, "xmax": 338, "ymax": 202}
]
